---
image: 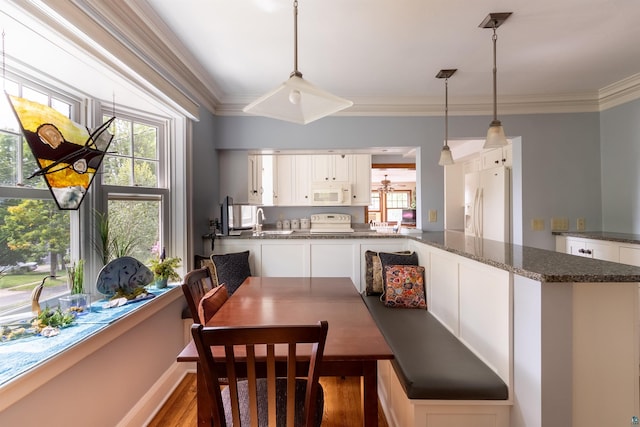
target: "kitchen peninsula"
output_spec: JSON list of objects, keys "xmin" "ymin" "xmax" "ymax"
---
[{"xmin": 206, "ymin": 230, "xmax": 640, "ymax": 427}]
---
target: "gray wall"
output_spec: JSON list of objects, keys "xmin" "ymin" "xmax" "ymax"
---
[
  {"xmin": 191, "ymin": 106, "xmax": 219, "ymax": 259},
  {"xmin": 601, "ymin": 98, "xmax": 640, "ymax": 233},
  {"xmin": 206, "ymin": 111, "xmax": 603, "ymax": 250}
]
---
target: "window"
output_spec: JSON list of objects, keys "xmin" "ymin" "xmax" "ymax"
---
[
  {"xmin": 101, "ymin": 113, "xmax": 169, "ymax": 265},
  {"xmin": 0, "ymin": 78, "xmax": 77, "ymax": 317},
  {"xmin": 369, "ymin": 190, "xmax": 412, "ymax": 224}
]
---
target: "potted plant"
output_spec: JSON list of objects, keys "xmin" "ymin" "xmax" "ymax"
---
[
  {"xmin": 149, "ymin": 250, "xmax": 181, "ymax": 289},
  {"xmin": 60, "ymin": 260, "xmax": 90, "ymax": 315}
]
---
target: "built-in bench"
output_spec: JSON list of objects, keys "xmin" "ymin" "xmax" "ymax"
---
[{"xmin": 362, "ymin": 294, "xmax": 511, "ymax": 427}]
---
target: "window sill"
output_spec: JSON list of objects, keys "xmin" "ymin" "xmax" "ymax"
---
[{"xmin": 0, "ymin": 285, "xmax": 182, "ymax": 412}]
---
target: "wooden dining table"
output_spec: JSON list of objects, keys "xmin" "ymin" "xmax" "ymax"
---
[{"xmin": 177, "ymin": 276, "xmax": 394, "ymax": 427}]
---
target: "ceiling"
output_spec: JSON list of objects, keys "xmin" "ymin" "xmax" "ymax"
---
[{"xmin": 140, "ymin": 0, "xmax": 640, "ymax": 115}]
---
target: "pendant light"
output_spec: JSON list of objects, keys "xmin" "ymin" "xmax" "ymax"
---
[
  {"xmin": 243, "ymin": 0, "xmax": 353, "ymax": 124},
  {"xmin": 480, "ymin": 12, "xmax": 512, "ymax": 149},
  {"xmin": 436, "ymin": 69, "xmax": 457, "ymax": 166}
]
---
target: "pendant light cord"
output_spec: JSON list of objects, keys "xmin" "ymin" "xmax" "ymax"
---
[
  {"xmin": 291, "ymin": 0, "xmax": 302, "ymax": 78},
  {"xmin": 492, "ymin": 23, "xmax": 498, "ymax": 122},
  {"xmin": 444, "ymin": 77, "xmax": 449, "ymax": 146}
]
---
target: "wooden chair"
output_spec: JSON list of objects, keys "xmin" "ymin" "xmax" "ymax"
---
[
  {"xmin": 181, "ymin": 266, "xmax": 215, "ymax": 324},
  {"xmin": 191, "ymin": 320, "xmax": 329, "ymax": 427}
]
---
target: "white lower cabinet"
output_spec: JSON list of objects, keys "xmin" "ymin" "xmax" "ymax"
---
[
  {"xmin": 559, "ymin": 235, "xmax": 640, "ymax": 265},
  {"xmin": 207, "ymin": 237, "xmax": 409, "ymax": 291},
  {"xmin": 310, "ymin": 242, "xmax": 358, "ymax": 280},
  {"xmin": 564, "ymin": 237, "xmax": 620, "ymax": 262},
  {"xmin": 260, "ymin": 242, "xmax": 309, "ymax": 276},
  {"xmin": 620, "ymin": 245, "xmax": 640, "ymax": 267}
]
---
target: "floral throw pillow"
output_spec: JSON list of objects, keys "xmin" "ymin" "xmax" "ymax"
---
[
  {"xmin": 383, "ymin": 265, "xmax": 427, "ymax": 309},
  {"xmin": 364, "ymin": 250, "xmax": 411, "ymax": 296}
]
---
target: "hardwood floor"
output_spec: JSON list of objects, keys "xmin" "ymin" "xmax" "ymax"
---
[{"xmin": 148, "ymin": 373, "xmax": 389, "ymax": 426}]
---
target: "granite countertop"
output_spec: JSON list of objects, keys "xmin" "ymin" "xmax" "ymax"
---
[
  {"xmin": 207, "ymin": 229, "xmax": 640, "ymax": 283},
  {"xmin": 552, "ymin": 231, "xmax": 640, "ymax": 245}
]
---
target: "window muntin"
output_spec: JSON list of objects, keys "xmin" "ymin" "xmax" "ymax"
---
[{"xmin": 102, "ymin": 116, "xmax": 162, "ymax": 188}]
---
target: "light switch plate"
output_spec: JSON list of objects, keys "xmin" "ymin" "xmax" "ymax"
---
[
  {"xmin": 551, "ymin": 217, "xmax": 569, "ymax": 231},
  {"xmin": 577, "ymin": 217, "xmax": 586, "ymax": 231},
  {"xmin": 428, "ymin": 210, "xmax": 437, "ymax": 223},
  {"xmin": 531, "ymin": 218, "xmax": 545, "ymax": 231}
]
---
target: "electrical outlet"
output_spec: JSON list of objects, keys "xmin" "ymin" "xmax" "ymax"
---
[
  {"xmin": 428, "ymin": 209, "xmax": 437, "ymax": 223},
  {"xmin": 531, "ymin": 218, "xmax": 545, "ymax": 231},
  {"xmin": 551, "ymin": 217, "xmax": 569, "ymax": 231},
  {"xmin": 577, "ymin": 217, "xmax": 586, "ymax": 231}
]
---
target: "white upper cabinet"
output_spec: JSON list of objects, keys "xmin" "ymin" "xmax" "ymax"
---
[
  {"xmin": 248, "ymin": 153, "xmax": 371, "ymax": 206},
  {"xmin": 350, "ymin": 154, "xmax": 371, "ymax": 205},
  {"xmin": 275, "ymin": 155, "xmax": 312, "ymax": 206},
  {"xmin": 248, "ymin": 154, "xmax": 276, "ymax": 205},
  {"xmin": 311, "ymin": 154, "xmax": 351, "ymax": 182},
  {"xmin": 481, "ymin": 145, "xmax": 512, "ymax": 169}
]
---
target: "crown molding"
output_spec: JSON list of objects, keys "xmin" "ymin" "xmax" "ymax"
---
[
  {"xmin": 598, "ymin": 73, "xmax": 640, "ymax": 111},
  {"xmin": 16, "ymin": 1, "xmax": 640, "ymax": 120},
  {"xmin": 24, "ymin": 0, "xmax": 202, "ymax": 119}
]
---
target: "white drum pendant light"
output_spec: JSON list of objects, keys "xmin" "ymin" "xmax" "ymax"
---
[
  {"xmin": 480, "ymin": 12, "xmax": 512, "ymax": 149},
  {"xmin": 436, "ymin": 69, "xmax": 457, "ymax": 166},
  {"xmin": 243, "ymin": 0, "xmax": 353, "ymax": 124}
]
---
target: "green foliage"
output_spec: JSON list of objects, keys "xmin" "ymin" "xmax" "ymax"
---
[
  {"xmin": 149, "ymin": 256, "xmax": 181, "ymax": 281},
  {"xmin": 67, "ymin": 260, "xmax": 84, "ymax": 294},
  {"xmin": 32, "ymin": 306, "xmax": 75, "ymax": 329},
  {"xmin": 92, "ymin": 209, "xmax": 141, "ymax": 265},
  {"xmin": 0, "ymin": 199, "xmax": 69, "ymax": 275}
]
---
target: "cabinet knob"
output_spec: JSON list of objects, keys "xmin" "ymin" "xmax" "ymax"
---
[
  {"xmin": 578, "ymin": 248, "xmax": 585, "ymax": 254},
  {"xmin": 494, "ymin": 160, "xmax": 499, "ymax": 164},
  {"xmin": 585, "ymin": 249, "xmax": 592, "ymax": 255}
]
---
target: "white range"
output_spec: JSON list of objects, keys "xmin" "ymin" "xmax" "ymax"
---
[{"xmin": 309, "ymin": 213, "xmax": 354, "ymax": 233}]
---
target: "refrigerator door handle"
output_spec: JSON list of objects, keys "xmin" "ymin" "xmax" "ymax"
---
[
  {"xmin": 478, "ymin": 188, "xmax": 484, "ymax": 238},
  {"xmin": 474, "ymin": 188, "xmax": 480, "ymax": 238}
]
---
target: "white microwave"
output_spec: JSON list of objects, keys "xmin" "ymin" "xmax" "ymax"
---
[{"xmin": 311, "ymin": 182, "xmax": 352, "ymax": 206}]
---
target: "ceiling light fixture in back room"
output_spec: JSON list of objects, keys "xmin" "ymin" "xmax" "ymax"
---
[
  {"xmin": 436, "ymin": 69, "xmax": 457, "ymax": 166},
  {"xmin": 243, "ymin": 0, "xmax": 353, "ymax": 125},
  {"xmin": 480, "ymin": 12, "xmax": 512, "ymax": 149}
]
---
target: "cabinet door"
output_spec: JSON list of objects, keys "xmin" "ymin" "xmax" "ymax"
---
[
  {"xmin": 247, "ymin": 155, "xmax": 263, "ymax": 204},
  {"xmin": 350, "ymin": 154, "xmax": 371, "ymax": 205},
  {"xmin": 586, "ymin": 240, "xmax": 618, "ymax": 262},
  {"xmin": 274, "ymin": 155, "xmax": 294, "ymax": 206},
  {"xmin": 261, "ymin": 242, "xmax": 309, "ymax": 276},
  {"xmin": 311, "ymin": 155, "xmax": 333, "ymax": 182},
  {"xmin": 332, "ymin": 154, "xmax": 351, "ymax": 182},
  {"xmin": 481, "ymin": 148, "xmax": 504, "ymax": 169},
  {"xmin": 566, "ymin": 238, "xmax": 589, "ymax": 257},
  {"xmin": 310, "ymin": 242, "xmax": 357, "ymax": 284},
  {"xmin": 311, "ymin": 154, "xmax": 351, "ymax": 182},
  {"xmin": 620, "ymin": 246, "xmax": 640, "ymax": 267},
  {"xmin": 293, "ymin": 155, "xmax": 312, "ymax": 205}
]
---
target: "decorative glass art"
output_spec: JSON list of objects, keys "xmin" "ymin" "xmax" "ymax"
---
[{"xmin": 6, "ymin": 94, "xmax": 114, "ymax": 210}]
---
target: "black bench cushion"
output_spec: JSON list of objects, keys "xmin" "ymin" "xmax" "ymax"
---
[{"xmin": 362, "ymin": 294, "xmax": 508, "ymax": 400}]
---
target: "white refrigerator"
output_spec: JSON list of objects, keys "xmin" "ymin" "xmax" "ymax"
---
[{"xmin": 464, "ymin": 166, "xmax": 510, "ymax": 242}]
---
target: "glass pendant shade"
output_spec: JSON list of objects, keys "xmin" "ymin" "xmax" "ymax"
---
[
  {"xmin": 484, "ymin": 119, "xmax": 508, "ymax": 148},
  {"xmin": 481, "ymin": 12, "xmax": 511, "ymax": 149},
  {"xmin": 243, "ymin": 0, "xmax": 352, "ymax": 124},
  {"xmin": 243, "ymin": 75, "xmax": 353, "ymax": 125},
  {"xmin": 438, "ymin": 144, "xmax": 454, "ymax": 166}
]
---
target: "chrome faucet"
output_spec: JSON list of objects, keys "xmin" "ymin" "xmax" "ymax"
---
[{"xmin": 255, "ymin": 208, "xmax": 265, "ymax": 235}]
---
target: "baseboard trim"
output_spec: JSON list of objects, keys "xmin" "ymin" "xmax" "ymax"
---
[{"xmin": 117, "ymin": 362, "xmax": 191, "ymax": 427}]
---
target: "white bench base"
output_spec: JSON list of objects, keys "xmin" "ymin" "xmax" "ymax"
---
[{"xmin": 377, "ymin": 360, "xmax": 511, "ymax": 427}]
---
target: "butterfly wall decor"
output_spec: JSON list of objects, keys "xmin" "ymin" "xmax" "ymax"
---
[{"xmin": 7, "ymin": 94, "xmax": 115, "ymax": 210}]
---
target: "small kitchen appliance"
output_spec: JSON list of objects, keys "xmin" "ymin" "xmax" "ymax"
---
[{"xmin": 310, "ymin": 213, "xmax": 354, "ymax": 233}]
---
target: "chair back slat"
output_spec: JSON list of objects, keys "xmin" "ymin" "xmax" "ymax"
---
[
  {"xmin": 181, "ymin": 267, "xmax": 213, "ymax": 323},
  {"xmin": 191, "ymin": 321, "xmax": 329, "ymax": 427}
]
